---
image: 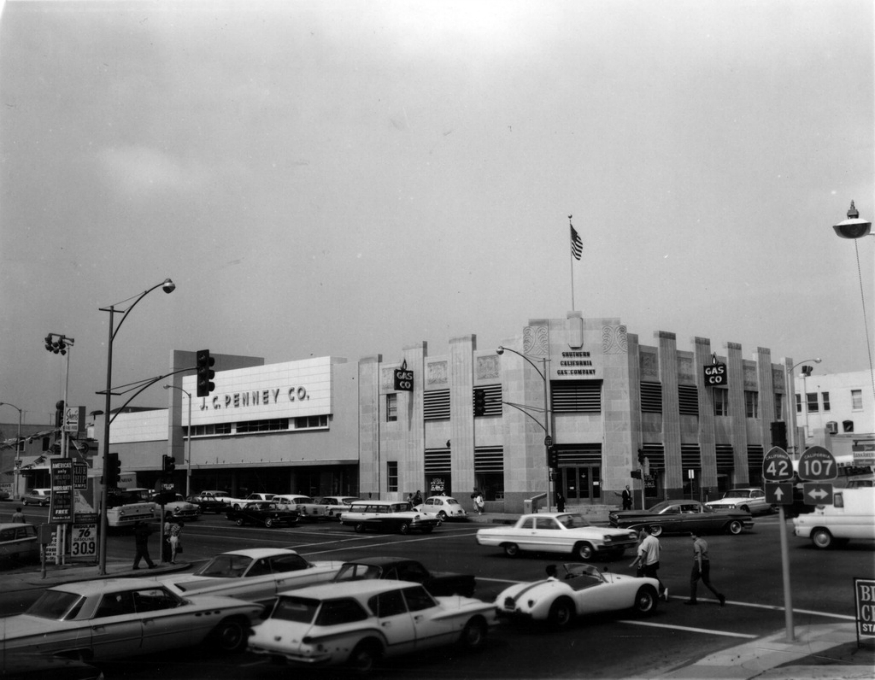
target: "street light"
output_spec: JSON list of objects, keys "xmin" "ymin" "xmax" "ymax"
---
[
  {"xmin": 496, "ymin": 345, "xmax": 553, "ymax": 511},
  {"xmin": 0, "ymin": 402, "xmax": 23, "ymax": 500},
  {"xmin": 97, "ymin": 278, "xmax": 175, "ymax": 575},
  {"xmin": 786, "ymin": 358, "xmax": 821, "ymax": 456},
  {"xmin": 163, "ymin": 385, "xmax": 191, "ymax": 496}
]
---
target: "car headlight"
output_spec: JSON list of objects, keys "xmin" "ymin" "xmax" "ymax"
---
[{"xmin": 603, "ymin": 535, "xmax": 613, "ymax": 543}]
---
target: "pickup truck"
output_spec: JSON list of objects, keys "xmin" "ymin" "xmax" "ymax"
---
[{"xmin": 297, "ymin": 496, "xmax": 360, "ymax": 521}]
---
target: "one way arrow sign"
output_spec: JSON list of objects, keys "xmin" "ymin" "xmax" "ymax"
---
[
  {"xmin": 802, "ymin": 482, "xmax": 833, "ymax": 506},
  {"xmin": 765, "ymin": 482, "xmax": 793, "ymax": 505}
]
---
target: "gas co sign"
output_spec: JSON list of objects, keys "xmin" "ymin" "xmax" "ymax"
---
[{"xmin": 703, "ymin": 362, "xmax": 727, "ymax": 386}]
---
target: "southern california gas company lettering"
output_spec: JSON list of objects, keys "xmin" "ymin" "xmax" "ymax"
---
[
  {"xmin": 557, "ymin": 350, "xmax": 596, "ymax": 376},
  {"xmin": 200, "ymin": 386, "xmax": 309, "ymax": 411}
]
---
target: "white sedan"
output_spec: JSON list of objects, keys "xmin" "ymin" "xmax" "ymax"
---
[
  {"xmin": 476, "ymin": 512, "xmax": 639, "ymax": 560},
  {"xmin": 495, "ymin": 563, "xmax": 660, "ymax": 628},
  {"xmin": 248, "ymin": 580, "xmax": 497, "ymax": 673},
  {"xmin": 160, "ymin": 548, "xmax": 343, "ymax": 606},
  {"xmin": 705, "ymin": 487, "xmax": 776, "ymax": 516},
  {"xmin": 414, "ymin": 496, "xmax": 469, "ymax": 521},
  {"xmin": 1, "ymin": 578, "xmax": 263, "ymax": 660}
]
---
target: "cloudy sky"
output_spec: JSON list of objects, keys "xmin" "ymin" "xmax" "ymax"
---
[{"xmin": 1, "ymin": 0, "xmax": 872, "ymax": 426}]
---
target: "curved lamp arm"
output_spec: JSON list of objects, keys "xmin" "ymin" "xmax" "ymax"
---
[
  {"xmin": 496, "ymin": 345, "xmax": 545, "ymax": 381},
  {"xmin": 102, "ymin": 278, "xmax": 175, "ymax": 342}
]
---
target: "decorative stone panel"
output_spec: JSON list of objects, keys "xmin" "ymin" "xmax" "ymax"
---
[
  {"xmin": 602, "ymin": 325, "xmax": 628, "ymax": 354},
  {"xmin": 523, "ymin": 325, "xmax": 548, "ymax": 356},
  {"xmin": 476, "ymin": 355, "xmax": 500, "ymax": 381},
  {"xmin": 426, "ymin": 360, "xmax": 448, "ymax": 387}
]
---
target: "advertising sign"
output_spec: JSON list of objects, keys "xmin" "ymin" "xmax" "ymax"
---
[
  {"xmin": 50, "ymin": 459, "xmax": 73, "ymax": 524},
  {"xmin": 855, "ymin": 578, "xmax": 875, "ymax": 640},
  {"xmin": 73, "ymin": 460, "xmax": 88, "ymax": 490},
  {"xmin": 703, "ymin": 363, "xmax": 727, "ymax": 386},
  {"xmin": 71, "ymin": 522, "xmax": 97, "ymax": 560},
  {"xmin": 393, "ymin": 368, "xmax": 414, "ymax": 392}
]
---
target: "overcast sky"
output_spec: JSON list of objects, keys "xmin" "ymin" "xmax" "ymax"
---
[{"xmin": 1, "ymin": 0, "xmax": 872, "ymax": 426}]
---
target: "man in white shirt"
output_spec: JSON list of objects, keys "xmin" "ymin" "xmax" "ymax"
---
[{"xmin": 632, "ymin": 526, "xmax": 668, "ymax": 601}]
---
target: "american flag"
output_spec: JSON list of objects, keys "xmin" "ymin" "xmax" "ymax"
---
[{"xmin": 570, "ymin": 224, "xmax": 583, "ymax": 260}]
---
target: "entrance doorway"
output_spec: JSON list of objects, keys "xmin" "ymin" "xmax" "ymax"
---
[{"xmin": 561, "ymin": 465, "xmax": 601, "ymax": 504}]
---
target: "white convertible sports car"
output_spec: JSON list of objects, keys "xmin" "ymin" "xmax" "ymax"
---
[
  {"xmin": 476, "ymin": 512, "xmax": 639, "ymax": 560},
  {"xmin": 495, "ymin": 563, "xmax": 660, "ymax": 629},
  {"xmin": 159, "ymin": 548, "xmax": 343, "ymax": 606}
]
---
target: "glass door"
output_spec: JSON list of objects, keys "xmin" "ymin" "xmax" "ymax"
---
[{"xmin": 562, "ymin": 466, "xmax": 601, "ymax": 503}]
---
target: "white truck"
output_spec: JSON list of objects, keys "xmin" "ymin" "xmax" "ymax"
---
[
  {"xmin": 793, "ymin": 487, "xmax": 875, "ymax": 549},
  {"xmin": 105, "ymin": 488, "xmax": 160, "ymax": 528}
]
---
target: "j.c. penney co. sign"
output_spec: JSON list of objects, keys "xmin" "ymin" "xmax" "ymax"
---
[{"xmin": 200, "ymin": 386, "xmax": 310, "ymax": 411}]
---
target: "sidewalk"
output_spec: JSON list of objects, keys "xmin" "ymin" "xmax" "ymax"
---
[{"xmin": 2, "ymin": 557, "xmax": 191, "ymax": 590}]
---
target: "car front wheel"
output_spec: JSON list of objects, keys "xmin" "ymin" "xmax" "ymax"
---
[
  {"xmin": 573, "ymin": 542, "xmax": 595, "ymax": 561},
  {"xmin": 399, "ymin": 523, "xmax": 410, "ymax": 535},
  {"xmin": 264, "ymin": 518, "xmax": 274, "ymax": 528},
  {"xmin": 649, "ymin": 525, "xmax": 663, "ymax": 537},
  {"xmin": 548, "ymin": 598, "xmax": 575, "ymax": 629},
  {"xmin": 726, "ymin": 520, "xmax": 743, "ymax": 535},
  {"xmin": 503, "ymin": 543, "xmax": 520, "ymax": 557},
  {"xmin": 812, "ymin": 528, "xmax": 833, "ymax": 549},
  {"xmin": 633, "ymin": 585, "xmax": 658, "ymax": 616},
  {"xmin": 354, "ymin": 522, "xmax": 366, "ymax": 533},
  {"xmin": 235, "ymin": 518, "xmax": 244, "ymax": 527},
  {"xmin": 210, "ymin": 617, "xmax": 248, "ymax": 653},
  {"xmin": 459, "ymin": 618, "xmax": 487, "ymax": 650}
]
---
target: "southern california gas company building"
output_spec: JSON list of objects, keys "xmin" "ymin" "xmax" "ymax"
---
[{"xmin": 101, "ymin": 312, "xmax": 803, "ymax": 513}]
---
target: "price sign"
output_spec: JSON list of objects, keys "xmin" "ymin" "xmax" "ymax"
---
[
  {"xmin": 763, "ymin": 447, "xmax": 794, "ymax": 482},
  {"xmin": 71, "ymin": 523, "xmax": 97, "ymax": 559},
  {"xmin": 799, "ymin": 446, "xmax": 837, "ymax": 481}
]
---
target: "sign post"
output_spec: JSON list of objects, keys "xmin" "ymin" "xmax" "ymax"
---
[{"xmin": 763, "ymin": 446, "xmax": 795, "ymax": 642}]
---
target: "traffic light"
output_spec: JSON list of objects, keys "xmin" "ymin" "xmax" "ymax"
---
[
  {"xmin": 473, "ymin": 389, "xmax": 487, "ymax": 417},
  {"xmin": 630, "ymin": 470, "xmax": 642, "ymax": 479},
  {"xmin": 770, "ymin": 421, "xmax": 788, "ymax": 449},
  {"xmin": 106, "ymin": 452, "xmax": 121, "ymax": 488},
  {"xmin": 196, "ymin": 349, "xmax": 215, "ymax": 397},
  {"xmin": 547, "ymin": 446, "xmax": 559, "ymax": 468},
  {"xmin": 637, "ymin": 448, "xmax": 645, "ymax": 467},
  {"xmin": 163, "ymin": 455, "xmax": 176, "ymax": 473},
  {"xmin": 800, "ymin": 365, "xmax": 814, "ymax": 377},
  {"xmin": 55, "ymin": 400, "xmax": 65, "ymax": 428}
]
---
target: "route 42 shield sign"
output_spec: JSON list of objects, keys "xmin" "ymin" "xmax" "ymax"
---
[{"xmin": 763, "ymin": 446, "xmax": 794, "ymax": 482}]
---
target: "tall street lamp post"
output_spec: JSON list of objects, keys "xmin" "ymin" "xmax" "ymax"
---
[
  {"xmin": 0, "ymin": 402, "xmax": 23, "ymax": 500},
  {"xmin": 496, "ymin": 345, "xmax": 553, "ymax": 511},
  {"xmin": 163, "ymin": 385, "xmax": 192, "ymax": 497},
  {"xmin": 785, "ymin": 358, "xmax": 821, "ymax": 457},
  {"xmin": 97, "ymin": 279, "xmax": 175, "ymax": 575}
]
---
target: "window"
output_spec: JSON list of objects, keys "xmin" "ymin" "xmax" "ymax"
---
[
  {"xmin": 714, "ymin": 389, "xmax": 729, "ymax": 416},
  {"xmin": 852, "ymin": 389, "xmax": 863, "ymax": 411},
  {"xmin": 402, "ymin": 586, "xmax": 436, "ymax": 612},
  {"xmin": 821, "ymin": 392, "xmax": 830, "ymax": 412},
  {"xmin": 386, "ymin": 394, "xmax": 397, "ymax": 422},
  {"xmin": 293, "ymin": 415, "xmax": 328, "ymax": 429},
  {"xmin": 806, "ymin": 393, "xmax": 818, "ymax": 413},
  {"xmin": 640, "ymin": 382, "xmax": 662, "ymax": 414},
  {"xmin": 423, "ymin": 390, "xmax": 450, "ymax": 420},
  {"xmin": 315, "ymin": 599, "xmax": 369, "ymax": 626},
  {"xmin": 796, "ymin": 393, "xmax": 802, "ymax": 414},
  {"xmin": 369, "ymin": 590, "xmax": 408, "ymax": 618},
  {"xmin": 744, "ymin": 391, "xmax": 759, "ymax": 418},
  {"xmin": 774, "ymin": 393, "xmax": 784, "ymax": 421},
  {"xmin": 387, "ymin": 462, "xmax": 398, "ymax": 492},
  {"xmin": 678, "ymin": 385, "xmax": 699, "ymax": 416},
  {"xmin": 551, "ymin": 381, "xmax": 602, "ymax": 413}
]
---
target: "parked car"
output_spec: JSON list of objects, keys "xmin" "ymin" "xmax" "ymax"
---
[
  {"xmin": 271, "ymin": 494, "xmax": 315, "ymax": 512},
  {"xmin": 226, "ymin": 501, "xmax": 298, "ymax": 528},
  {"xmin": 609, "ymin": 500, "xmax": 754, "ymax": 536},
  {"xmin": 705, "ymin": 487, "xmax": 776, "ymax": 516},
  {"xmin": 476, "ymin": 512, "xmax": 639, "ymax": 560},
  {"xmin": 248, "ymin": 580, "xmax": 496, "ymax": 673},
  {"xmin": 414, "ymin": 495, "xmax": 469, "ymax": 521},
  {"xmin": 221, "ymin": 492, "xmax": 275, "ymax": 511},
  {"xmin": 162, "ymin": 494, "xmax": 202, "ymax": 521},
  {"xmin": 22, "ymin": 488, "xmax": 51, "ymax": 507},
  {"xmin": 793, "ymin": 487, "xmax": 875, "ymax": 549},
  {"xmin": 186, "ymin": 492, "xmax": 229, "ymax": 514},
  {"xmin": 332, "ymin": 557, "xmax": 476, "ymax": 597},
  {"xmin": 1, "ymin": 577, "xmax": 263, "ymax": 660},
  {"xmin": 494, "ymin": 562, "xmax": 660, "ymax": 628},
  {"xmin": 339, "ymin": 500, "xmax": 441, "ymax": 535},
  {"xmin": 0, "ymin": 523, "xmax": 40, "ymax": 568},
  {"xmin": 296, "ymin": 496, "xmax": 360, "ymax": 521},
  {"xmin": 160, "ymin": 548, "xmax": 343, "ymax": 606}
]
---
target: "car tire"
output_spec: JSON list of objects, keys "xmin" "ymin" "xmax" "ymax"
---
[
  {"xmin": 399, "ymin": 523, "xmax": 410, "ymax": 535},
  {"xmin": 438, "ymin": 511, "xmax": 447, "ymax": 520},
  {"xmin": 503, "ymin": 543, "xmax": 520, "ymax": 557},
  {"xmin": 346, "ymin": 640, "xmax": 382, "ymax": 674},
  {"xmin": 738, "ymin": 505, "xmax": 750, "ymax": 514},
  {"xmin": 354, "ymin": 522, "xmax": 366, "ymax": 533},
  {"xmin": 573, "ymin": 542, "xmax": 595, "ymax": 561},
  {"xmin": 209, "ymin": 617, "xmax": 248, "ymax": 653},
  {"xmin": 812, "ymin": 528, "xmax": 833, "ymax": 549},
  {"xmin": 726, "ymin": 520, "xmax": 743, "ymax": 535},
  {"xmin": 649, "ymin": 525, "xmax": 663, "ymax": 538},
  {"xmin": 235, "ymin": 518, "xmax": 244, "ymax": 527},
  {"xmin": 264, "ymin": 518, "xmax": 274, "ymax": 528},
  {"xmin": 548, "ymin": 598, "xmax": 575, "ymax": 629},
  {"xmin": 633, "ymin": 585, "xmax": 658, "ymax": 616},
  {"xmin": 459, "ymin": 617, "xmax": 487, "ymax": 650}
]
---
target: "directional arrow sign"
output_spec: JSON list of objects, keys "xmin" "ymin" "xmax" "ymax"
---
[
  {"xmin": 799, "ymin": 446, "xmax": 837, "ymax": 481},
  {"xmin": 765, "ymin": 482, "xmax": 794, "ymax": 505},
  {"xmin": 763, "ymin": 447, "xmax": 794, "ymax": 482},
  {"xmin": 802, "ymin": 482, "xmax": 833, "ymax": 506}
]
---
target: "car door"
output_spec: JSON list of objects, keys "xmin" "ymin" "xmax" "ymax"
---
[
  {"xmin": 679, "ymin": 504, "xmax": 715, "ymax": 532},
  {"xmin": 89, "ymin": 590, "xmax": 144, "ymax": 659},
  {"xmin": 368, "ymin": 589, "xmax": 417, "ymax": 656},
  {"xmin": 401, "ymin": 585, "xmax": 458, "ymax": 651},
  {"xmin": 135, "ymin": 587, "xmax": 196, "ymax": 653},
  {"xmin": 533, "ymin": 517, "xmax": 565, "ymax": 553}
]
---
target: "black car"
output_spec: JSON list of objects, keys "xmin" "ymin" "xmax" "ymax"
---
[
  {"xmin": 226, "ymin": 502, "xmax": 298, "ymax": 528},
  {"xmin": 331, "ymin": 556, "xmax": 476, "ymax": 597},
  {"xmin": 608, "ymin": 499, "xmax": 753, "ymax": 536},
  {"xmin": 186, "ymin": 492, "xmax": 229, "ymax": 514}
]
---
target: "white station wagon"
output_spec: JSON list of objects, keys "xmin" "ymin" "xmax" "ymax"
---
[{"xmin": 248, "ymin": 580, "xmax": 496, "ymax": 673}]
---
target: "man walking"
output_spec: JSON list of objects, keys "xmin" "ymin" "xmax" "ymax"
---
[
  {"xmin": 132, "ymin": 521, "xmax": 156, "ymax": 570},
  {"xmin": 631, "ymin": 526, "xmax": 667, "ymax": 600},
  {"xmin": 684, "ymin": 532, "xmax": 725, "ymax": 606},
  {"xmin": 622, "ymin": 485, "xmax": 633, "ymax": 510},
  {"xmin": 11, "ymin": 507, "xmax": 25, "ymax": 524}
]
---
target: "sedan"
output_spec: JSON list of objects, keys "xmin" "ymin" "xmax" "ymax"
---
[
  {"xmin": 248, "ymin": 580, "xmax": 497, "ymax": 673},
  {"xmin": 226, "ymin": 502, "xmax": 298, "ymax": 528},
  {"xmin": 705, "ymin": 487, "xmax": 776, "ymax": 516},
  {"xmin": 186, "ymin": 492, "xmax": 229, "ymax": 514},
  {"xmin": 22, "ymin": 488, "xmax": 51, "ymax": 507},
  {"xmin": 332, "ymin": 557, "xmax": 476, "ymax": 597},
  {"xmin": 476, "ymin": 512, "xmax": 639, "ymax": 560},
  {"xmin": 160, "ymin": 548, "xmax": 343, "ymax": 606},
  {"xmin": 1, "ymin": 578, "xmax": 263, "ymax": 660},
  {"xmin": 162, "ymin": 494, "xmax": 202, "ymax": 521},
  {"xmin": 414, "ymin": 496, "xmax": 469, "ymax": 521},
  {"xmin": 609, "ymin": 499, "xmax": 754, "ymax": 536},
  {"xmin": 495, "ymin": 563, "xmax": 660, "ymax": 629},
  {"xmin": 0, "ymin": 523, "xmax": 40, "ymax": 568}
]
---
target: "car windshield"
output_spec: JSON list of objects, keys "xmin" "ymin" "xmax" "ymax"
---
[
  {"xmin": 194, "ymin": 553, "xmax": 253, "ymax": 578},
  {"xmin": 26, "ymin": 590, "xmax": 83, "ymax": 620},
  {"xmin": 724, "ymin": 490, "xmax": 751, "ymax": 499},
  {"xmin": 334, "ymin": 563, "xmax": 383, "ymax": 582},
  {"xmin": 647, "ymin": 501, "xmax": 679, "ymax": 514},
  {"xmin": 272, "ymin": 596, "xmax": 320, "ymax": 623},
  {"xmin": 556, "ymin": 514, "xmax": 591, "ymax": 529},
  {"xmin": 445, "ymin": 499, "xmax": 461, "ymax": 506}
]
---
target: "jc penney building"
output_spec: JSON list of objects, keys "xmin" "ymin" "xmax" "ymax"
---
[{"xmin": 102, "ymin": 312, "xmax": 802, "ymax": 513}]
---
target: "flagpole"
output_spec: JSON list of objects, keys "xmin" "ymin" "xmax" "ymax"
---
[{"xmin": 569, "ymin": 215, "xmax": 575, "ymax": 311}]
